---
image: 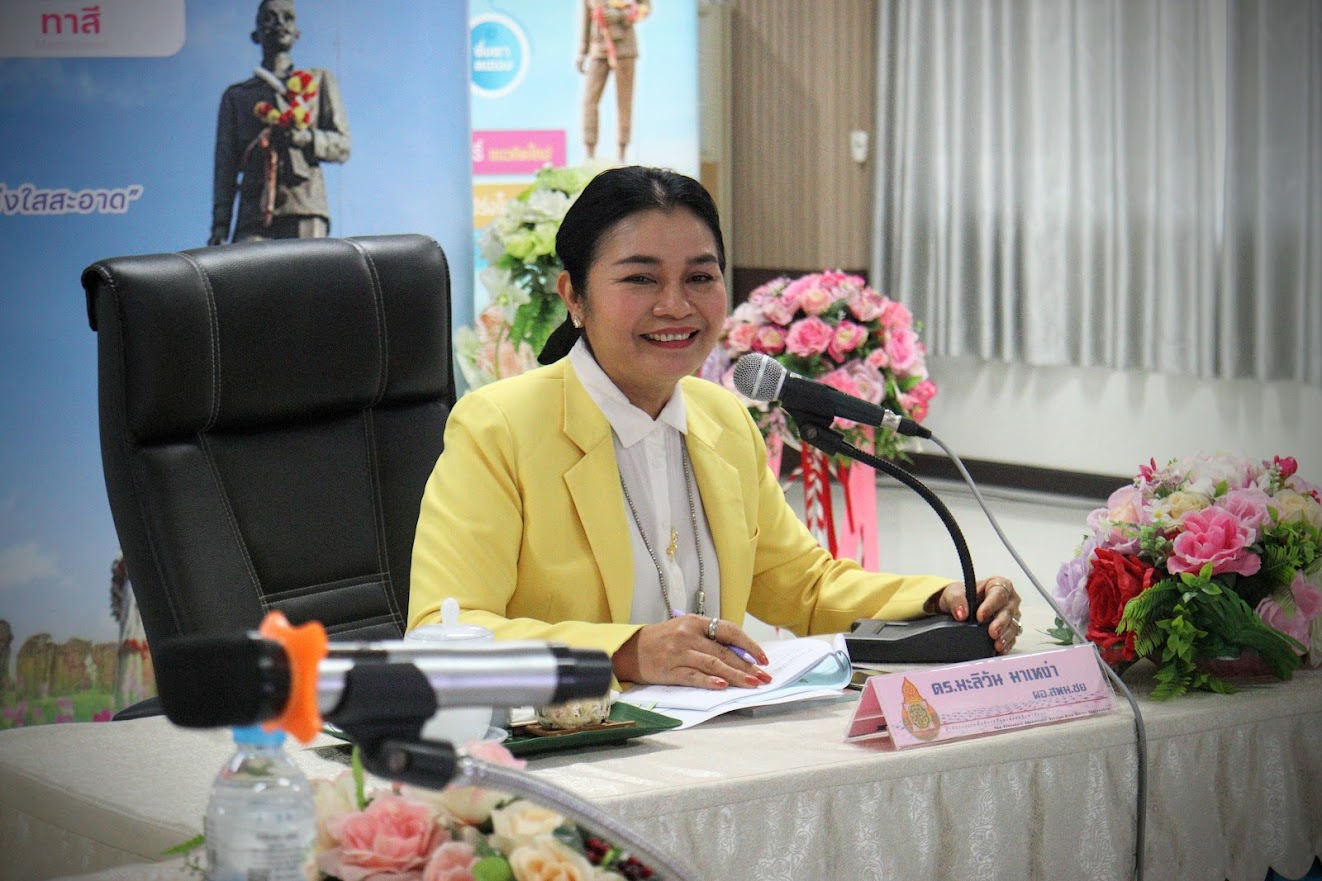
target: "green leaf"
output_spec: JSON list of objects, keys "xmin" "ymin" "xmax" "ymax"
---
[
  {"xmin": 161, "ymin": 834, "xmax": 205, "ymax": 857},
  {"xmin": 352, "ymin": 744, "xmax": 367, "ymax": 810},
  {"xmin": 1046, "ymin": 619, "xmax": 1077, "ymax": 645},
  {"xmin": 472, "ymin": 855, "xmax": 515, "ymax": 881}
]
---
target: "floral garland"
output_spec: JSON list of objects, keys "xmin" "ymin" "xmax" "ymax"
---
[
  {"xmin": 1052, "ymin": 453, "xmax": 1322, "ymax": 699},
  {"xmin": 244, "ymin": 67, "xmax": 320, "ymax": 228},
  {"xmin": 457, "ymin": 163, "xmax": 607, "ymax": 389},
  {"xmin": 251, "ymin": 69, "xmax": 318, "ymax": 131}
]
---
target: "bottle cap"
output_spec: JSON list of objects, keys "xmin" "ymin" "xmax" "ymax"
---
[
  {"xmin": 232, "ymin": 724, "xmax": 287, "ymax": 747},
  {"xmin": 406, "ymin": 597, "xmax": 493, "ymax": 644}
]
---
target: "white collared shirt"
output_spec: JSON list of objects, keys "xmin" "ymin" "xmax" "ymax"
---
[{"xmin": 569, "ymin": 339, "xmax": 722, "ymax": 625}]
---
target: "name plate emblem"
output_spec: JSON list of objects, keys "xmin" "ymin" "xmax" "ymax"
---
[{"xmin": 845, "ymin": 645, "xmax": 1114, "ymax": 748}]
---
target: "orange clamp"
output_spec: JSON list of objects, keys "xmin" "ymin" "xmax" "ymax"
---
[{"xmin": 258, "ymin": 610, "xmax": 329, "ymax": 743}]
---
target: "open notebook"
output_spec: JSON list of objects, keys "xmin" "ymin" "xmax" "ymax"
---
[{"xmin": 616, "ymin": 634, "xmax": 852, "ymax": 729}]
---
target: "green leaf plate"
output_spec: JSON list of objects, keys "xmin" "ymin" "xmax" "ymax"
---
[{"xmin": 505, "ymin": 703, "xmax": 681, "ymax": 758}]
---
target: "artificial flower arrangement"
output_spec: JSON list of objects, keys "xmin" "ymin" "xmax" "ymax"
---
[
  {"xmin": 456, "ymin": 163, "xmax": 605, "ymax": 389},
  {"xmin": 699, "ymin": 272, "xmax": 936, "ymax": 566},
  {"xmin": 1051, "ymin": 453, "xmax": 1322, "ymax": 700},
  {"xmin": 701, "ymin": 271, "xmax": 937, "ymax": 465},
  {"xmin": 173, "ymin": 740, "xmax": 656, "ymax": 881}
]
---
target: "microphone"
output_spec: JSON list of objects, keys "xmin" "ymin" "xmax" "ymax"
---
[
  {"xmin": 732, "ymin": 352, "xmax": 931, "ymax": 439},
  {"xmin": 155, "ymin": 631, "xmax": 614, "ymax": 732}
]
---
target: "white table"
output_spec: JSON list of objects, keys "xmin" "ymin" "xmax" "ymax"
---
[{"xmin": 3, "ymin": 590, "xmax": 1319, "ymax": 881}]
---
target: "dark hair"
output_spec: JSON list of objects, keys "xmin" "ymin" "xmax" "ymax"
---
[{"xmin": 538, "ymin": 166, "xmax": 725, "ymax": 364}]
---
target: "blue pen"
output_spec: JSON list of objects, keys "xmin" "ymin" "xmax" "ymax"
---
[{"xmin": 672, "ymin": 609, "xmax": 759, "ymax": 665}]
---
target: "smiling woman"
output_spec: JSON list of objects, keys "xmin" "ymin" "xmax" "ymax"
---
[
  {"xmin": 408, "ymin": 166, "xmax": 1024, "ymax": 692},
  {"xmin": 557, "ymin": 205, "xmax": 726, "ymax": 418}
]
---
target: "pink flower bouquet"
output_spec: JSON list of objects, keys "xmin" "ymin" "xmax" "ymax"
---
[
  {"xmin": 175, "ymin": 739, "xmax": 657, "ymax": 880},
  {"xmin": 312, "ymin": 740, "xmax": 656, "ymax": 881},
  {"xmin": 1052, "ymin": 453, "xmax": 1322, "ymax": 699},
  {"xmin": 702, "ymin": 271, "xmax": 935, "ymax": 465}
]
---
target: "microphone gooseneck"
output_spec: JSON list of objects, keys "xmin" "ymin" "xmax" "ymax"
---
[{"xmin": 730, "ymin": 352, "xmax": 980, "ymax": 623}]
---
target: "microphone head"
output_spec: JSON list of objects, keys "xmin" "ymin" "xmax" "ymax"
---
[
  {"xmin": 154, "ymin": 633, "xmax": 290, "ymax": 728},
  {"xmin": 732, "ymin": 353, "xmax": 787, "ymax": 402}
]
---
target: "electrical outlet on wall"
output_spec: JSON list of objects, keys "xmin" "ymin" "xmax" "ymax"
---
[{"xmin": 850, "ymin": 129, "xmax": 869, "ymax": 164}]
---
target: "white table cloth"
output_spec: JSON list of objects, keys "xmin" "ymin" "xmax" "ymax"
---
[{"xmin": 3, "ymin": 589, "xmax": 1319, "ymax": 881}]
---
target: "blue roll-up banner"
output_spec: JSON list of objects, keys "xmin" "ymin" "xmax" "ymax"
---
[
  {"xmin": 0, "ymin": 1, "xmax": 474, "ymax": 727},
  {"xmin": 468, "ymin": 0, "xmax": 700, "ymax": 301}
]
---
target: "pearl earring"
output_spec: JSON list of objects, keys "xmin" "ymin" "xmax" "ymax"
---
[{"xmin": 571, "ymin": 314, "xmax": 583, "ymax": 328}]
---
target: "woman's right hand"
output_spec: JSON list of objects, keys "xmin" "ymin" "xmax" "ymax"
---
[{"xmin": 612, "ymin": 614, "xmax": 772, "ymax": 689}]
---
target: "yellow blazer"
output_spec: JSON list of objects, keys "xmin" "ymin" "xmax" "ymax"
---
[{"xmin": 408, "ymin": 358, "xmax": 948, "ymax": 659}]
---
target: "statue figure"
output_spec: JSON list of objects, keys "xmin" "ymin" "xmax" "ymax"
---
[
  {"xmin": 209, "ymin": 0, "xmax": 351, "ymax": 245},
  {"xmin": 578, "ymin": 1, "xmax": 650, "ymax": 161}
]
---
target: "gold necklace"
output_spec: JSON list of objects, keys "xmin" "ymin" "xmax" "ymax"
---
[{"xmin": 619, "ymin": 443, "xmax": 706, "ymax": 619}]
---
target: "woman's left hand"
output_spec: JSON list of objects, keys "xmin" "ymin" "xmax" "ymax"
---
[{"xmin": 934, "ymin": 577, "xmax": 1022, "ymax": 654}]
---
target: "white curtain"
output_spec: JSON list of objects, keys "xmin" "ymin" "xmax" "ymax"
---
[{"xmin": 870, "ymin": 0, "xmax": 1321, "ymax": 385}]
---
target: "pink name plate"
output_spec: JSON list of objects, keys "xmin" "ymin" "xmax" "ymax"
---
[{"xmin": 845, "ymin": 645, "xmax": 1114, "ymax": 749}]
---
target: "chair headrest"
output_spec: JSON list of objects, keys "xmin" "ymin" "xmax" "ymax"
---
[{"xmin": 84, "ymin": 234, "xmax": 451, "ymax": 442}]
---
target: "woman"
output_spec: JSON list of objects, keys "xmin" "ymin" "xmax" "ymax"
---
[{"xmin": 410, "ymin": 166, "xmax": 1021, "ymax": 690}]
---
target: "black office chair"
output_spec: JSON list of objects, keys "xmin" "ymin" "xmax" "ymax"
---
[{"xmin": 84, "ymin": 235, "xmax": 453, "ymax": 683}]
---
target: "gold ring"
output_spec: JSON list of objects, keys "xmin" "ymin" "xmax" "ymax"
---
[{"xmin": 707, "ymin": 617, "xmax": 720, "ymax": 640}]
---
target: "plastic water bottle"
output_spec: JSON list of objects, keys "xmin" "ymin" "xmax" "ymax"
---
[{"xmin": 205, "ymin": 725, "xmax": 316, "ymax": 881}]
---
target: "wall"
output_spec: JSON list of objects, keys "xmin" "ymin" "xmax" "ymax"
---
[
  {"xmin": 727, "ymin": 0, "xmax": 876, "ymax": 272},
  {"xmin": 721, "ymin": 0, "xmax": 1321, "ymax": 479},
  {"xmin": 921, "ymin": 358, "xmax": 1322, "ymax": 479}
]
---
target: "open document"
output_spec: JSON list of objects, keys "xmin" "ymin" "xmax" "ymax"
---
[{"xmin": 616, "ymin": 634, "xmax": 852, "ymax": 729}]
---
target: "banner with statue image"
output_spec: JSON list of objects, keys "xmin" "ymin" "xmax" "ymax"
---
[
  {"xmin": 462, "ymin": 0, "xmax": 700, "ymax": 386},
  {"xmin": 0, "ymin": 0, "xmax": 474, "ymax": 729}
]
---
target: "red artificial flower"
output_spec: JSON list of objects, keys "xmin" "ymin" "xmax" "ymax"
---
[
  {"xmin": 1084, "ymin": 548, "xmax": 1159, "ymax": 664},
  {"xmin": 252, "ymin": 101, "xmax": 280, "ymax": 125},
  {"xmin": 1275, "ymin": 455, "xmax": 1299, "ymax": 479},
  {"xmin": 285, "ymin": 69, "xmax": 315, "ymax": 95}
]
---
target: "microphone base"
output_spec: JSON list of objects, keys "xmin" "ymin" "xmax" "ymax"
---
[{"xmin": 846, "ymin": 618, "xmax": 996, "ymax": 664}]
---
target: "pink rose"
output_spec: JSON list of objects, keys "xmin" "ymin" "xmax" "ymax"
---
[
  {"xmin": 312, "ymin": 771, "xmax": 362, "ymax": 851},
  {"xmin": 751, "ymin": 324, "xmax": 787, "ymax": 355},
  {"xmin": 878, "ymin": 299, "xmax": 913, "ymax": 331},
  {"xmin": 747, "ymin": 277, "xmax": 789, "ymax": 305},
  {"xmin": 827, "ymin": 321, "xmax": 869, "ymax": 361},
  {"xmin": 422, "ymin": 841, "xmax": 477, "ymax": 881},
  {"xmin": 460, "ymin": 740, "xmax": 526, "ymax": 769},
  {"xmin": 1293, "ymin": 571, "xmax": 1322, "ymax": 620},
  {"xmin": 884, "ymin": 326, "xmax": 921, "ymax": 373},
  {"xmin": 909, "ymin": 378, "xmax": 937, "ymax": 405},
  {"xmin": 797, "ymin": 285, "xmax": 835, "ymax": 315},
  {"xmin": 784, "ymin": 316, "xmax": 834, "ymax": 357},
  {"xmin": 1165, "ymin": 506, "xmax": 1261, "ymax": 577},
  {"xmin": 723, "ymin": 321, "xmax": 757, "ymax": 355},
  {"xmin": 844, "ymin": 361, "xmax": 884, "ymax": 404},
  {"xmin": 1104, "ymin": 485, "xmax": 1145, "ymax": 525},
  {"xmin": 1256, "ymin": 574, "xmax": 1322, "ymax": 652},
  {"xmin": 898, "ymin": 391, "xmax": 928, "ymax": 423},
  {"xmin": 1274, "ymin": 455, "xmax": 1299, "ymax": 479},
  {"xmin": 730, "ymin": 300, "xmax": 764, "ymax": 325},
  {"xmin": 1214, "ymin": 488, "xmax": 1271, "ymax": 535},
  {"xmin": 846, "ymin": 287, "xmax": 886, "ymax": 321},
  {"xmin": 318, "ymin": 794, "xmax": 444, "ymax": 881},
  {"xmin": 761, "ymin": 297, "xmax": 798, "ymax": 326},
  {"xmin": 819, "ymin": 367, "xmax": 861, "ymax": 399},
  {"xmin": 865, "ymin": 347, "xmax": 890, "ymax": 369}
]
